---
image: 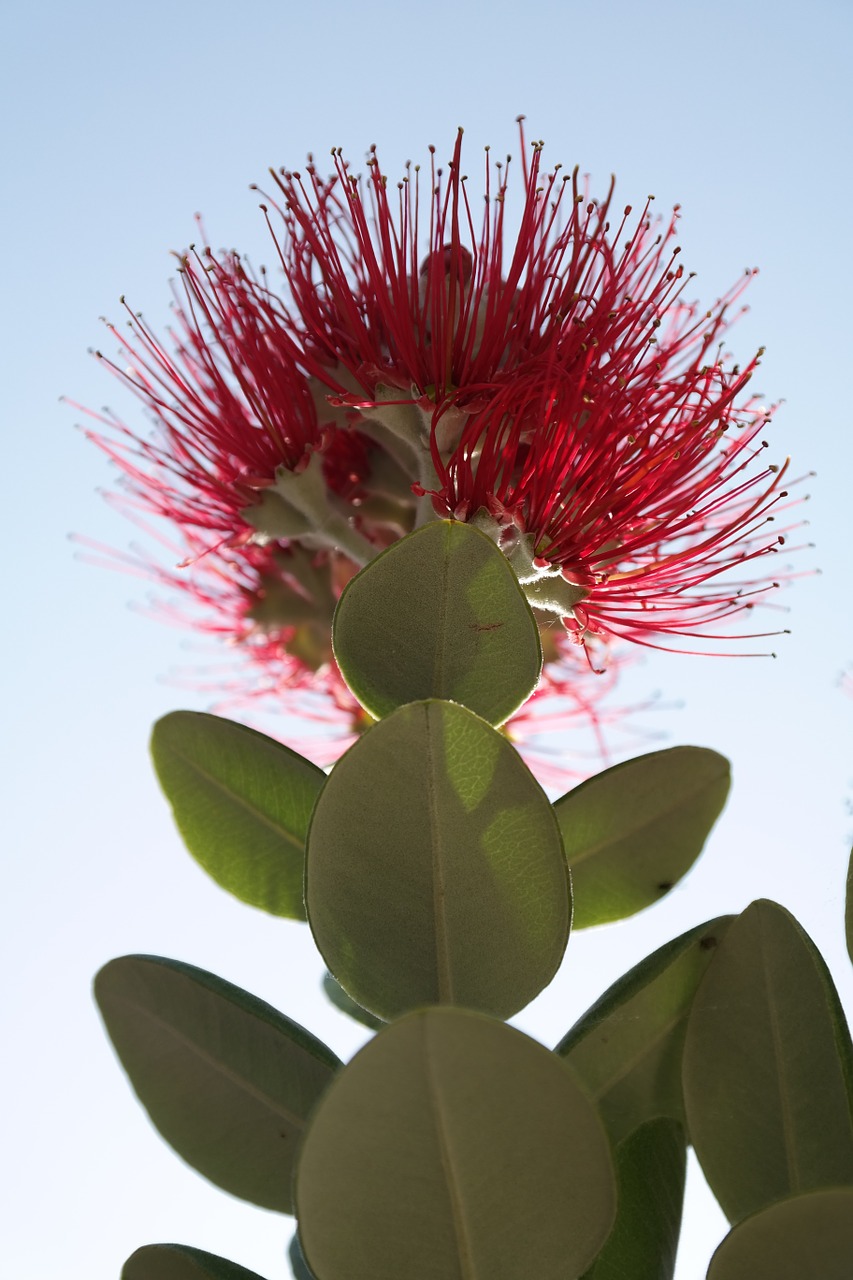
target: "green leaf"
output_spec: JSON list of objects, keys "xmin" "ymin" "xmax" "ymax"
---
[
  {"xmin": 556, "ymin": 917, "xmax": 733, "ymax": 1145},
  {"xmin": 846, "ymin": 848, "xmax": 853, "ymax": 967},
  {"xmin": 581, "ymin": 1119, "xmax": 686, "ymax": 1280},
  {"xmin": 150, "ymin": 711, "xmax": 326, "ymax": 919},
  {"xmin": 332, "ymin": 520, "xmax": 542, "ymax": 725},
  {"xmin": 322, "ymin": 972, "xmax": 384, "ymax": 1031},
  {"xmin": 706, "ymin": 1188, "xmax": 853, "ymax": 1280},
  {"xmin": 95, "ymin": 955, "xmax": 340, "ymax": 1213},
  {"xmin": 683, "ymin": 899, "xmax": 853, "ymax": 1223},
  {"xmin": 306, "ymin": 699, "xmax": 570, "ymax": 1021},
  {"xmin": 295, "ymin": 1007, "xmax": 616, "ymax": 1280},
  {"xmin": 123, "ymin": 1245, "xmax": 268, "ymax": 1280},
  {"xmin": 554, "ymin": 747, "xmax": 730, "ymax": 929}
]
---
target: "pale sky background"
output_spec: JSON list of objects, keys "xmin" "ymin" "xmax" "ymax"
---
[{"xmin": 4, "ymin": 2, "xmax": 852, "ymax": 1277}]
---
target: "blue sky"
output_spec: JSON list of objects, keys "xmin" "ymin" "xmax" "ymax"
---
[{"xmin": 4, "ymin": 2, "xmax": 852, "ymax": 1277}]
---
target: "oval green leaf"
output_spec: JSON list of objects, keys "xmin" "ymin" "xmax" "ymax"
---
[
  {"xmin": 306, "ymin": 699, "xmax": 570, "ymax": 1020},
  {"xmin": 554, "ymin": 747, "xmax": 730, "ymax": 929},
  {"xmin": 296, "ymin": 1007, "xmax": 616, "ymax": 1280},
  {"xmin": 123, "ymin": 1245, "xmax": 268, "ymax": 1280},
  {"xmin": 151, "ymin": 711, "xmax": 327, "ymax": 919},
  {"xmin": 556, "ymin": 917, "xmax": 733, "ymax": 1145},
  {"xmin": 706, "ymin": 1188, "xmax": 853, "ymax": 1280},
  {"xmin": 683, "ymin": 899, "xmax": 853, "ymax": 1223},
  {"xmin": 95, "ymin": 955, "xmax": 341, "ymax": 1213},
  {"xmin": 332, "ymin": 520, "xmax": 542, "ymax": 725},
  {"xmin": 581, "ymin": 1119, "xmax": 686, "ymax": 1280}
]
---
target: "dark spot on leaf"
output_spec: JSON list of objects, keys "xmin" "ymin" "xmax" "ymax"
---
[
  {"xmin": 699, "ymin": 935, "xmax": 717, "ymax": 951},
  {"xmin": 657, "ymin": 881, "xmax": 673, "ymax": 892}
]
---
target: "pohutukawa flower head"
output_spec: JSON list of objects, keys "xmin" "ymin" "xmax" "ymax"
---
[
  {"xmin": 85, "ymin": 255, "xmax": 387, "ymax": 569},
  {"xmin": 80, "ymin": 120, "xmax": 797, "ymax": 768}
]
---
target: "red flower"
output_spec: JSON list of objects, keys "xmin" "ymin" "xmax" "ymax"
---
[
  {"xmin": 80, "ymin": 122, "xmax": 798, "ymax": 774},
  {"xmin": 87, "ymin": 257, "xmax": 323, "ymax": 540},
  {"xmin": 426, "ymin": 327, "xmax": 790, "ymax": 654},
  {"xmin": 253, "ymin": 122, "xmax": 794, "ymax": 653}
]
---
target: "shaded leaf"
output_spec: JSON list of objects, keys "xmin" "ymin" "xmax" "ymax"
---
[
  {"xmin": 96, "ymin": 955, "xmax": 340, "ymax": 1213},
  {"xmin": 123, "ymin": 1244, "xmax": 268, "ymax": 1280},
  {"xmin": 555, "ymin": 747, "xmax": 730, "ymax": 928},
  {"xmin": 296, "ymin": 1007, "xmax": 616, "ymax": 1280},
  {"xmin": 582, "ymin": 1119, "xmax": 686, "ymax": 1280},
  {"xmin": 707, "ymin": 1188, "xmax": 853, "ymax": 1280},
  {"xmin": 288, "ymin": 1235, "xmax": 318, "ymax": 1280},
  {"xmin": 683, "ymin": 899, "xmax": 853, "ymax": 1223},
  {"xmin": 306, "ymin": 699, "xmax": 570, "ymax": 1020},
  {"xmin": 846, "ymin": 848, "xmax": 853, "ymax": 967},
  {"xmin": 556, "ymin": 917, "xmax": 732, "ymax": 1145},
  {"xmin": 322, "ymin": 972, "xmax": 384, "ymax": 1031},
  {"xmin": 333, "ymin": 520, "xmax": 542, "ymax": 725},
  {"xmin": 151, "ymin": 711, "xmax": 326, "ymax": 919}
]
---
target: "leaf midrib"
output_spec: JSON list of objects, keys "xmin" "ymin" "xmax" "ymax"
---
[
  {"xmin": 432, "ymin": 529, "xmax": 452, "ymax": 697},
  {"xmin": 165, "ymin": 744, "xmax": 304, "ymax": 852},
  {"xmin": 423, "ymin": 1019, "xmax": 478, "ymax": 1280},
  {"xmin": 758, "ymin": 908, "xmax": 800, "ymax": 1193},
  {"xmin": 562, "ymin": 775, "xmax": 723, "ymax": 867},
  {"xmin": 586, "ymin": 1002, "xmax": 688, "ymax": 1105},
  {"xmin": 424, "ymin": 705, "xmax": 453, "ymax": 1003},
  {"xmin": 115, "ymin": 993, "xmax": 306, "ymax": 1131}
]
